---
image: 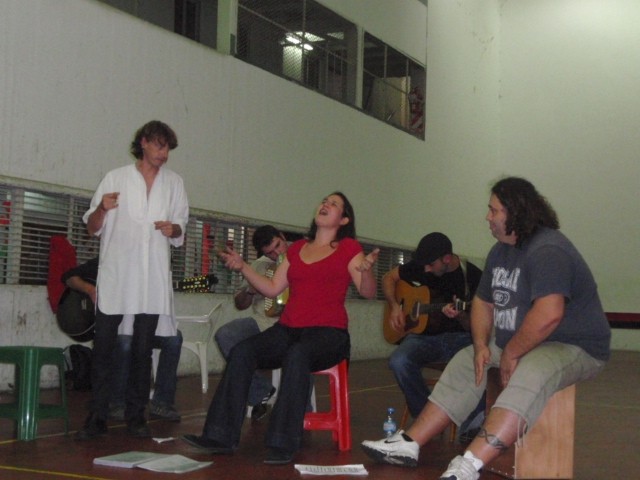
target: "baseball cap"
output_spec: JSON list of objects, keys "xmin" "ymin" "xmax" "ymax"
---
[{"xmin": 413, "ymin": 232, "xmax": 453, "ymax": 266}]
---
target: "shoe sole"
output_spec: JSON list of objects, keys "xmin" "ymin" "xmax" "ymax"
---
[
  {"xmin": 361, "ymin": 444, "xmax": 418, "ymax": 468},
  {"xmin": 251, "ymin": 406, "xmax": 268, "ymax": 421},
  {"xmin": 181, "ymin": 436, "xmax": 234, "ymax": 455}
]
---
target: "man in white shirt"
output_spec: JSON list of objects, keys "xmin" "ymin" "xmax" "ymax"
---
[{"xmin": 76, "ymin": 120, "xmax": 189, "ymax": 440}]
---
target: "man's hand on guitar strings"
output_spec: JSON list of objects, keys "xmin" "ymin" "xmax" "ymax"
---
[{"xmin": 442, "ymin": 302, "xmax": 460, "ymax": 318}]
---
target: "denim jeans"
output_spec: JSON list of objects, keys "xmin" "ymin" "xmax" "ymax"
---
[
  {"xmin": 214, "ymin": 317, "xmax": 274, "ymax": 406},
  {"xmin": 111, "ymin": 330, "xmax": 183, "ymax": 408},
  {"xmin": 91, "ymin": 311, "xmax": 158, "ymax": 422},
  {"xmin": 389, "ymin": 331, "xmax": 472, "ymax": 418},
  {"xmin": 203, "ymin": 323, "xmax": 349, "ymax": 453}
]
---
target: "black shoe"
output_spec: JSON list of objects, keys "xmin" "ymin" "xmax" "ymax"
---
[
  {"xmin": 251, "ymin": 402, "xmax": 269, "ymax": 421},
  {"xmin": 127, "ymin": 419, "xmax": 152, "ymax": 438},
  {"xmin": 149, "ymin": 401, "xmax": 181, "ymax": 422},
  {"xmin": 251, "ymin": 386, "xmax": 276, "ymax": 421},
  {"xmin": 75, "ymin": 414, "xmax": 107, "ymax": 441},
  {"xmin": 181, "ymin": 434, "xmax": 234, "ymax": 454},
  {"xmin": 264, "ymin": 447, "xmax": 294, "ymax": 465}
]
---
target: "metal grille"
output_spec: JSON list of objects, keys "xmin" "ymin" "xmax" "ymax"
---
[{"xmin": 0, "ymin": 182, "xmax": 411, "ymax": 299}]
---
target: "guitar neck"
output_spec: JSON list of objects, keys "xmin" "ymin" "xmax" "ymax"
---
[
  {"xmin": 174, "ymin": 274, "xmax": 218, "ymax": 292},
  {"xmin": 415, "ymin": 299, "xmax": 468, "ymax": 316}
]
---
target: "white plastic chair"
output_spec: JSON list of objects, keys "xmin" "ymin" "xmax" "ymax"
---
[{"xmin": 156, "ymin": 302, "xmax": 222, "ymax": 394}]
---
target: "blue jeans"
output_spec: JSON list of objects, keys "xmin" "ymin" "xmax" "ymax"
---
[
  {"xmin": 389, "ymin": 331, "xmax": 472, "ymax": 418},
  {"xmin": 214, "ymin": 317, "xmax": 274, "ymax": 406},
  {"xmin": 203, "ymin": 323, "xmax": 349, "ymax": 453},
  {"xmin": 111, "ymin": 331, "xmax": 183, "ymax": 408},
  {"xmin": 91, "ymin": 311, "xmax": 158, "ymax": 422}
]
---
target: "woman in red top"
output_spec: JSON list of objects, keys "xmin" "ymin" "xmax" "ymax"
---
[{"xmin": 183, "ymin": 192, "xmax": 378, "ymax": 464}]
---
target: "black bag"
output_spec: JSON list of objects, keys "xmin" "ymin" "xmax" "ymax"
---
[
  {"xmin": 56, "ymin": 288, "xmax": 95, "ymax": 343},
  {"xmin": 65, "ymin": 344, "xmax": 93, "ymax": 391}
]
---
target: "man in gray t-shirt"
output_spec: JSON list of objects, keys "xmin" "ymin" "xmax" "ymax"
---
[{"xmin": 361, "ymin": 177, "xmax": 610, "ymax": 480}]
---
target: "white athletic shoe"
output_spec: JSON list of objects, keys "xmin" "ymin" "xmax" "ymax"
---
[
  {"xmin": 439, "ymin": 455, "xmax": 480, "ymax": 480},
  {"xmin": 360, "ymin": 430, "xmax": 419, "ymax": 467}
]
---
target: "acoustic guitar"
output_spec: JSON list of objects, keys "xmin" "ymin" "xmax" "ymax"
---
[
  {"xmin": 264, "ymin": 254, "xmax": 289, "ymax": 317},
  {"xmin": 382, "ymin": 280, "xmax": 469, "ymax": 345}
]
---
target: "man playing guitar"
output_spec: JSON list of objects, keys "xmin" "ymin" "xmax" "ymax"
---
[{"xmin": 382, "ymin": 232, "xmax": 483, "ymax": 436}]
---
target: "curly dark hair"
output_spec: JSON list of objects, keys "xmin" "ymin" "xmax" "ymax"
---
[
  {"xmin": 130, "ymin": 120, "xmax": 178, "ymax": 159},
  {"xmin": 307, "ymin": 191, "xmax": 356, "ymax": 244},
  {"xmin": 491, "ymin": 176, "xmax": 559, "ymax": 247}
]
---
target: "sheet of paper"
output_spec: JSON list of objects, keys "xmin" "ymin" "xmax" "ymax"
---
[
  {"xmin": 93, "ymin": 451, "xmax": 167, "ymax": 468},
  {"xmin": 137, "ymin": 454, "xmax": 213, "ymax": 474},
  {"xmin": 294, "ymin": 464, "xmax": 368, "ymax": 476}
]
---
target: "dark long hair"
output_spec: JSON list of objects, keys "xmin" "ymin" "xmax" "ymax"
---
[
  {"xmin": 307, "ymin": 191, "xmax": 356, "ymax": 244},
  {"xmin": 491, "ymin": 177, "xmax": 559, "ymax": 247},
  {"xmin": 130, "ymin": 120, "xmax": 178, "ymax": 159}
]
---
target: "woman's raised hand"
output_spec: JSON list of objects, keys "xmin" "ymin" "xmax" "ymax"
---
[
  {"xmin": 356, "ymin": 248, "xmax": 380, "ymax": 272},
  {"xmin": 218, "ymin": 246, "xmax": 245, "ymax": 272}
]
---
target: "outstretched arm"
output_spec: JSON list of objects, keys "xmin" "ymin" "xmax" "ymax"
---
[{"xmin": 219, "ymin": 247, "xmax": 288, "ymax": 299}]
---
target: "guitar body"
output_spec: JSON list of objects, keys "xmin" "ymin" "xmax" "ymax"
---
[
  {"xmin": 56, "ymin": 288, "xmax": 96, "ymax": 342},
  {"xmin": 383, "ymin": 280, "xmax": 431, "ymax": 345}
]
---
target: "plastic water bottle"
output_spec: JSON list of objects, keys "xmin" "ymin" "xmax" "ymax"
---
[{"xmin": 383, "ymin": 407, "xmax": 397, "ymax": 438}]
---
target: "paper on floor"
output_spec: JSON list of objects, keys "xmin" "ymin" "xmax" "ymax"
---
[{"xmin": 294, "ymin": 464, "xmax": 368, "ymax": 475}]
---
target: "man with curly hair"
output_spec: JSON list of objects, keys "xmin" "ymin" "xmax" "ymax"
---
[
  {"xmin": 362, "ymin": 176, "xmax": 611, "ymax": 480},
  {"xmin": 76, "ymin": 121, "xmax": 189, "ymax": 440}
]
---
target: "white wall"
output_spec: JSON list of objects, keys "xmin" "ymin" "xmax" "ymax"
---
[
  {"xmin": 1, "ymin": 0, "xmax": 638, "ymax": 371},
  {"xmin": 0, "ymin": 0, "xmax": 426, "ymax": 246}
]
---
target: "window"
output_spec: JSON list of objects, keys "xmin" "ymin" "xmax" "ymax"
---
[
  {"xmin": 237, "ymin": 0, "xmax": 358, "ymax": 105},
  {"xmin": 96, "ymin": 0, "xmax": 425, "ymax": 138},
  {"xmin": 175, "ymin": 0, "xmax": 201, "ymax": 41},
  {"xmin": 363, "ymin": 32, "xmax": 426, "ymax": 137},
  {"xmin": 0, "ymin": 182, "xmax": 411, "ymax": 299}
]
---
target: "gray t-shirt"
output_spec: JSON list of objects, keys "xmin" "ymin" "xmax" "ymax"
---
[{"xmin": 476, "ymin": 227, "xmax": 611, "ymax": 361}]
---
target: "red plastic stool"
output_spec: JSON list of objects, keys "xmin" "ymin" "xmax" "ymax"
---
[{"xmin": 303, "ymin": 359, "xmax": 351, "ymax": 451}]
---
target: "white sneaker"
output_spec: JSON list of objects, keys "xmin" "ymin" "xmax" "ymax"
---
[
  {"xmin": 361, "ymin": 430, "xmax": 419, "ymax": 467},
  {"xmin": 439, "ymin": 455, "xmax": 480, "ymax": 480}
]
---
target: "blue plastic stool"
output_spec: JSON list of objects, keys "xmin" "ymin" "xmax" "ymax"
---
[{"xmin": 0, "ymin": 346, "xmax": 69, "ymax": 441}]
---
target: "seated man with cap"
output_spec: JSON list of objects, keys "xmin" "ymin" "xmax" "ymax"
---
[{"xmin": 381, "ymin": 232, "xmax": 483, "ymax": 436}]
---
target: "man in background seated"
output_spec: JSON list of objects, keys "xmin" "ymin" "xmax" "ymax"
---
[
  {"xmin": 382, "ymin": 232, "xmax": 484, "ymax": 438},
  {"xmin": 62, "ymin": 258, "xmax": 182, "ymax": 422},
  {"xmin": 214, "ymin": 225, "xmax": 289, "ymax": 420}
]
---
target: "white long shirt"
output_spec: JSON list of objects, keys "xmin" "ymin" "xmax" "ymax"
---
[{"xmin": 83, "ymin": 163, "xmax": 189, "ymax": 316}]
